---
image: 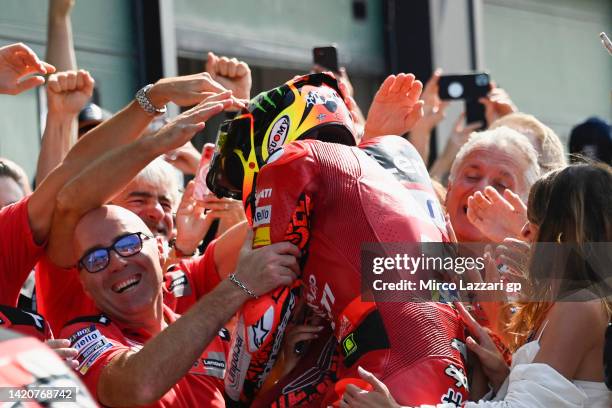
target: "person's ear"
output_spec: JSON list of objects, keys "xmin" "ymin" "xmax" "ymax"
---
[
  {"xmin": 155, "ymin": 236, "xmax": 166, "ymax": 264},
  {"xmin": 445, "ymin": 181, "xmax": 453, "ymax": 207}
]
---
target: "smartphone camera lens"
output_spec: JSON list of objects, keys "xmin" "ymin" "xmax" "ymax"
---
[
  {"xmin": 475, "ymin": 74, "xmax": 488, "ymax": 87},
  {"xmin": 448, "ymin": 82, "xmax": 464, "ymax": 98}
]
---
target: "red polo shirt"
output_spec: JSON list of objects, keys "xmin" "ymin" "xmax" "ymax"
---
[
  {"xmin": 0, "ymin": 196, "xmax": 45, "ymax": 306},
  {"xmin": 60, "ymin": 305, "xmax": 229, "ymax": 407},
  {"xmin": 37, "ymin": 240, "xmax": 222, "ymax": 333}
]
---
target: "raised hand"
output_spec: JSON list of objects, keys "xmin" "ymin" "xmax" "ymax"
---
[
  {"xmin": 341, "ymin": 366, "xmax": 399, "ymax": 408},
  {"xmin": 154, "ymin": 91, "xmax": 234, "ymax": 152},
  {"xmin": 467, "ymin": 186, "xmax": 527, "ymax": 242},
  {"xmin": 46, "ymin": 70, "xmax": 94, "ymax": 115},
  {"xmin": 478, "ymin": 82, "xmax": 517, "ymax": 126},
  {"xmin": 148, "ymin": 72, "xmax": 244, "ymax": 109},
  {"xmin": 233, "ymin": 229, "xmax": 300, "ymax": 296},
  {"xmin": 362, "ymin": 73, "xmax": 424, "ymax": 141},
  {"xmin": 0, "ymin": 43, "xmax": 55, "ymax": 95},
  {"xmin": 206, "ymin": 52, "xmax": 252, "ymax": 101},
  {"xmin": 454, "ymin": 302, "xmax": 510, "ymax": 393}
]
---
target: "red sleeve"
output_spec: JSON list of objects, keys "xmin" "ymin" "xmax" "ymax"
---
[
  {"xmin": 251, "ymin": 141, "xmax": 318, "ymax": 249},
  {"xmin": 60, "ymin": 320, "xmax": 129, "ymax": 401},
  {"xmin": 182, "ymin": 239, "xmax": 221, "ymax": 297},
  {"xmin": 0, "ymin": 195, "xmax": 45, "ymax": 306}
]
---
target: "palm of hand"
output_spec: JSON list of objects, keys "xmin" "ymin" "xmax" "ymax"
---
[{"xmin": 368, "ymin": 94, "xmax": 418, "ymax": 135}]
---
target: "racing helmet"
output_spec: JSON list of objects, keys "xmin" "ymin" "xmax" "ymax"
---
[{"xmin": 206, "ymin": 72, "xmax": 356, "ymax": 215}]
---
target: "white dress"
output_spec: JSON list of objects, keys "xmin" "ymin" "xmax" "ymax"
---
[{"xmin": 418, "ymin": 334, "xmax": 612, "ymax": 407}]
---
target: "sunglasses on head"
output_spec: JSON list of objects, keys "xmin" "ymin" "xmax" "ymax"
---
[{"xmin": 78, "ymin": 232, "xmax": 153, "ymax": 273}]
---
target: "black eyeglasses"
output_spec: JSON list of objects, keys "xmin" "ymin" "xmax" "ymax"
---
[{"xmin": 78, "ymin": 232, "xmax": 153, "ymax": 273}]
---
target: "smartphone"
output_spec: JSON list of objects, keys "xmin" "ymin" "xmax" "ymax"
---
[
  {"xmin": 193, "ymin": 143, "xmax": 216, "ymax": 201},
  {"xmin": 438, "ymin": 73, "xmax": 490, "ymax": 101},
  {"xmin": 313, "ymin": 45, "xmax": 339, "ymax": 72}
]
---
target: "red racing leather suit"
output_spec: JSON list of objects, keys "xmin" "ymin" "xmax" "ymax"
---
[{"xmin": 226, "ymin": 136, "xmax": 468, "ymax": 407}]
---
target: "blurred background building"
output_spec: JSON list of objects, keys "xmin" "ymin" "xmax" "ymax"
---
[{"xmin": 0, "ymin": 0, "xmax": 610, "ymax": 180}]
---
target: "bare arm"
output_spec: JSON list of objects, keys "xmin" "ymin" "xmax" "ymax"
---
[
  {"xmin": 99, "ymin": 227, "xmax": 299, "ymax": 407},
  {"xmin": 48, "ymin": 95, "xmax": 234, "ymax": 267},
  {"xmin": 28, "ymin": 72, "xmax": 232, "ymax": 245},
  {"xmin": 46, "ymin": 0, "xmax": 77, "ymax": 72},
  {"xmin": 35, "ymin": 70, "xmax": 94, "ymax": 186}
]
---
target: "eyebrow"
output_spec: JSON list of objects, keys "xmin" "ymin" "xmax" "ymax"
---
[{"xmin": 128, "ymin": 191, "xmax": 172, "ymax": 204}]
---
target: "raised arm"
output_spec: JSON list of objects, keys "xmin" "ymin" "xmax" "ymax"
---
[
  {"xmin": 48, "ymin": 93, "xmax": 236, "ymax": 267},
  {"xmin": 46, "ymin": 0, "xmax": 77, "ymax": 72},
  {"xmin": 35, "ymin": 69, "xmax": 94, "ymax": 186},
  {"xmin": 28, "ymin": 72, "xmax": 233, "ymax": 245}
]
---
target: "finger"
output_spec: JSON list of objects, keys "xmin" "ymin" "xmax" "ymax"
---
[
  {"xmin": 357, "ymin": 366, "xmax": 387, "ymax": 393},
  {"xmin": 377, "ymin": 75, "xmax": 395, "ymax": 96},
  {"xmin": 398, "ymin": 73, "xmax": 415, "ymax": 95},
  {"xmin": 206, "ymin": 51, "xmax": 218, "ymax": 74},
  {"xmin": 389, "ymin": 73, "xmax": 405, "ymax": 93},
  {"xmin": 200, "ymin": 90, "xmax": 232, "ymax": 104},
  {"xmin": 227, "ymin": 58, "xmax": 239, "ymax": 77},
  {"xmin": 484, "ymin": 186, "xmax": 513, "ymax": 211},
  {"xmin": 57, "ymin": 73, "xmax": 68, "ymax": 90},
  {"xmin": 463, "ymin": 121, "xmax": 484, "ymax": 133},
  {"xmin": 503, "ymin": 189, "xmax": 527, "ymax": 212},
  {"xmin": 453, "ymin": 302, "xmax": 483, "ymax": 336},
  {"xmin": 76, "ymin": 71, "xmax": 85, "ymax": 89},
  {"xmin": 16, "ymin": 76, "xmax": 45, "ymax": 93},
  {"xmin": 268, "ymin": 241, "xmax": 301, "ymax": 257},
  {"xmin": 218, "ymin": 56, "xmax": 230, "ymax": 76},
  {"xmin": 47, "ymin": 75, "xmax": 61, "ymax": 93},
  {"xmin": 236, "ymin": 62, "xmax": 249, "ymax": 77},
  {"xmin": 67, "ymin": 359, "xmax": 79, "ymax": 370},
  {"xmin": 422, "ymin": 68, "xmax": 442, "ymax": 95},
  {"xmin": 472, "ymin": 191, "xmax": 491, "ymax": 208},
  {"xmin": 404, "ymin": 100, "xmax": 424, "ymax": 129},
  {"xmin": 66, "ymin": 71, "xmax": 77, "ymax": 90},
  {"xmin": 41, "ymin": 61, "xmax": 56, "ymax": 74},
  {"xmin": 466, "ymin": 335, "xmax": 489, "ymax": 359},
  {"xmin": 452, "ymin": 112, "xmax": 466, "ymax": 132},
  {"xmin": 53, "ymin": 348, "xmax": 79, "ymax": 359},
  {"xmin": 46, "ymin": 338, "xmax": 71, "ymax": 349},
  {"xmin": 405, "ymin": 79, "xmax": 423, "ymax": 105}
]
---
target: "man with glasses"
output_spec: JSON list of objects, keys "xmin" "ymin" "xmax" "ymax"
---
[{"xmin": 45, "ymin": 92, "xmax": 300, "ymax": 407}]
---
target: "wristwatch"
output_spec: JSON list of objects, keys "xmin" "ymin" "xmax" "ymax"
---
[{"xmin": 135, "ymin": 84, "xmax": 167, "ymax": 116}]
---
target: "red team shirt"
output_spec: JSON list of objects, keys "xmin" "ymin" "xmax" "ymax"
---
[
  {"xmin": 0, "ymin": 196, "xmax": 44, "ymax": 307},
  {"xmin": 36, "ymin": 240, "xmax": 222, "ymax": 333},
  {"xmin": 60, "ymin": 305, "xmax": 229, "ymax": 408}
]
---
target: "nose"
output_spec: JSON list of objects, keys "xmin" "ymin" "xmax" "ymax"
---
[
  {"xmin": 106, "ymin": 249, "xmax": 129, "ymax": 274},
  {"xmin": 141, "ymin": 201, "xmax": 165, "ymax": 225}
]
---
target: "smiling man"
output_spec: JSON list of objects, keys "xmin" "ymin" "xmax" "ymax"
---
[
  {"xmin": 445, "ymin": 126, "xmax": 540, "ymax": 243},
  {"xmin": 48, "ymin": 96, "xmax": 300, "ymax": 407}
]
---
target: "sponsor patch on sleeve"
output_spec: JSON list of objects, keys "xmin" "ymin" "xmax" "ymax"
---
[
  {"xmin": 253, "ymin": 205, "xmax": 272, "ymax": 227},
  {"xmin": 69, "ymin": 325, "xmax": 113, "ymax": 375}
]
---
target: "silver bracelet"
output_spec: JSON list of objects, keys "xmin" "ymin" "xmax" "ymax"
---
[
  {"xmin": 135, "ymin": 84, "xmax": 167, "ymax": 116},
  {"xmin": 229, "ymin": 274, "xmax": 258, "ymax": 299}
]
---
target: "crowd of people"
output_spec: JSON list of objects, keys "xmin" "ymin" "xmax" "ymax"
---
[{"xmin": 0, "ymin": 1, "xmax": 611, "ymax": 407}]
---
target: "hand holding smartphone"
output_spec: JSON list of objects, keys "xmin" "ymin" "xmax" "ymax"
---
[{"xmin": 438, "ymin": 72, "xmax": 490, "ymax": 129}]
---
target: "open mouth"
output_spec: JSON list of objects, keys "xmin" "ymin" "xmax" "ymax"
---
[
  {"xmin": 463, "ymin": 205, "xmax": 468, "ymax": 214},
  {"xmin": 112, "ymin": 274, "xmax": 142, "ymax": 294}
]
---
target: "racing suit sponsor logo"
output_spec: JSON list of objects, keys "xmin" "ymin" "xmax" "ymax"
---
[
  {"xmin": 441, "ymin": 387, "xmax": 463, "ymax": 406},
  {"xmin": 165, "ymin": 270, "xmax": 192, "ymax": 297},
  {"xmin": 254, "ymin": 226, "xmax": 271, "ymax": 247},
  {"xmin": 253, "ymin": 205, "xmax": 272, "ymax": 227},
  {"xmin": 255, "ymin": 188, "xmax": 273, "ymax": 206},
  {"xmin": 249, "ymin": 306, "xmax": 274, "ymax": 351},
  {"xmin": 69, "ymin": 325, "xmax": 113, "ymax": 375},
  {"xmin": 268, "ymin": 115, "xmax": 290, "ymax": 154},
  {"xmin": 225, "ymin": 319, "xmax": 252, "ymax": 401},
  {"xmin": 445, "ymin": 363, "xmax": 468, "ymax": 390},
  {"xmin": 342, "ymin": 333, "xmax": 357, "ymax": 357}
]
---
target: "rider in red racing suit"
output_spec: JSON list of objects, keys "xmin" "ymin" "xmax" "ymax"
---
[{"xmin": 207, "ymin": 73, "xmax": 468, "ymax": 407}]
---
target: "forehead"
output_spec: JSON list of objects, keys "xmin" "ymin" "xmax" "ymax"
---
[
  {"xmin": 74, "ymin": 210, "xmax": 146, "ymax": 256},
  {"xmin": 459, "ymin": 146, "xmax": 527, "ymax": 176},
  {"xmin": 117, "ymin": 177, "xmax": 176, "ymax": 204}
]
